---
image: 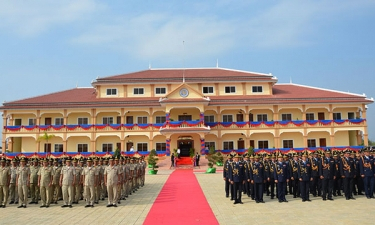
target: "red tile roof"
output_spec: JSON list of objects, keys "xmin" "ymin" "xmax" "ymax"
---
[
  {"xmin": 1, "ymin": 81, "xmax": 372, "ymax": 110},
  {"xmin": 93, "ymin": 68, "xmax": 276, "ymax": 84}
]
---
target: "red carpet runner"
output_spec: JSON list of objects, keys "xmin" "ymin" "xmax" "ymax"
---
[
  {"xmin": 143, "ymin": 170, "xmax": 219, "ymax": 225},
  {"xmin": 177, "ymin": 157, "xmax": 193, "ymax": 165}
]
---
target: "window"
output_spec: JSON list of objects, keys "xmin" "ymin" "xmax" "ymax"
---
[
  {"xmin": 249, "ymin": 113, "xmax": 254, "ymax": 122},
  {"xmin": 102, "ymin": 143, "xmax": 113, "ymax": 152},
  {"xmin": 252, "ymin": 86, "xmax": 263, "ymax": 93},
  {"xmin": 281, "ymin": 114, "xmax": 292, "ymax": 121},
  {"xmin": 222, "ymin": 115, "xmax": 233, "ymax": 122},
  {"xmin": 133, "ymin": 88, "xmax": 144, "ymax": 95},
  {"xmin": 225, "ymin": 86, "xmax": 236, "ymax": 93},
  {"xmin": 333, "ymin": 113, "xmax": 341, "ymax": 120},
  {"xmin": 106, "ymin": 88, "xmax": 117, "ymax": 96},
  {"xmin": 283, "ymin": 140, "xmax": 293, "ymax": 148},
  {"xmin": 55, "ymin": 118, "xmax": 64, "ymax": 125},
  {"xmin": 306, "ymin": 113, "xmax": 315, "ymax": 120},
  {"xmin": 28, "ymin": 118, "xmax": 36, "ymax": 126},
  {"xmin": 78, "ymin": 144, "xmax": 88, "ymax": 152},
  {"xmin": 54, "ymin": 144, "xmax": 63, "ymax": 152},
  {"xmin": 137, "ymin": 116, "xmax": 147, "ymax": 124},
  {"xmin": 205, "ymin": 142, "xmax": 216, "ymax": 150},
  {"xmin": 156, "ymin": 143, "xmax": 166, "ymax": 151},
  {"xmin": 204, "ymin": 115, "xmax": 215, "ymax": 123},
  {"xmin": 155, "ymin": 116, "xmax": 166, "ymax": 124},
  {"xmin": 103, "ymin": 117, "xmax": 114, "ymax": 124},
  {"xmin": 203, "ymin": 86, "xmax": 214, "ymax": 94},
  {"xmin": 307, "ymin": 139, "xmax": 316, "ymax": 147},
  {"xmin": 116, "ymin": 116, "xmax": 121, "ymax": 124},
  {"xmin": 78, "ymin": 118, "xmax": 89, "ymax": 125},
  {"xmin": 257, "ymin": 114, "xmax": 268, "ymax": 121},
  {"xmin": 155, "ymin": 87, "xmax": 166, "ymax": 95},
  {"xmin": 223, "ymin": 141, "xmax": 234, "ymax": 150},
  {"xmin": 348, "ymin": 112, "xmax": 355, "ymax": 119},
  {"xmin": 137, "ymin": 143, "xmax": 148, "ymax": 151},
  {"xmin": 14, "ymin": 119, "xmax": 22, "ymax": 126},
  {"xmin": 258, "ymin": 140, "xmax": 269, "ymax": 149}
]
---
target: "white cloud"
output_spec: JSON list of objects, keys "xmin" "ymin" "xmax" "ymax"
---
[
  {"xmin": 72, "ymin": 13, "xmax": 236, "ymax": 61},
  {"xmin": 0, "ymin": 0, "xmax": 104, "ymax": 36}
]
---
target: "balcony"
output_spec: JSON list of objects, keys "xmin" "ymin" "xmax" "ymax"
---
[
  {"xmin": 159, "ymin": 120, "xmax": 211, "ymax": 134},
  {"xmin": 3, "ymin": 119, "xmax": 366, "ymax": 134}
]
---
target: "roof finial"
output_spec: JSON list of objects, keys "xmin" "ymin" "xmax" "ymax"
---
[
  {"xmin": 149, "ymin": 63, "xmax": 151, "ymax": 69},
  {"xmin": 290, "ymin": 77, "xmax": 293, "ymax": 84},
  {"xmin": 216, "ymin": 59, "xmax": 219, "ymax": 68}
]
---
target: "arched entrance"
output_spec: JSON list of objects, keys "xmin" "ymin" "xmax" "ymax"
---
[{"xmin": 177, "ymin": 136, "xmax": 194, "ymax": 157}]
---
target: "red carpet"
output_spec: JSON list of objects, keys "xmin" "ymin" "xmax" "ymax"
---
[
  {"xmin": 177, "ymin": 157, "xmax": 193, "ymax": 165},
  {"xmin": 143, "ymin": 170, "xmax": 219, "ymax": 225}
]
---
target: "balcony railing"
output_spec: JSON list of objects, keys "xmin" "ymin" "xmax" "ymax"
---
[{"xmin": 3, "ymin": 119, "xmax": 366, "ymax": 133}]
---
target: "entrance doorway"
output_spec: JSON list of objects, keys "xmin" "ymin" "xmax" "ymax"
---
[
  {"xmin": 126, "ymin": 142, "xmax": 134, "ymax": 151},
  {"xmin": 177, "ymin": 137, "xmax": 194, "ymax": 157}
]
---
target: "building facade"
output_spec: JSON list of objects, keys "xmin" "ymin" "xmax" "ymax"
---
[{"xmin": 1, "ymin": 68, "xmax": 373, "ymax": 155}]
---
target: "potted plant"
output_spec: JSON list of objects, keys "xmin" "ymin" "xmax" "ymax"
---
[
  {"xmin": 147, "ymin": 149, "xmax": 159, "ymax": 174},
  {"xmin": 189, "ymin": 148, "xmax": 195, "ymax": 158},
  {"xmin": 205, "ymin": 147, "xmax": 217, "ymax": 173},
  {"xmin": 214, "ymin": 151, "xmax": 224, "ymax": 166},
  {"xmin": 247, "ymin": 146, "xmax": 254, "ymax": 156}
]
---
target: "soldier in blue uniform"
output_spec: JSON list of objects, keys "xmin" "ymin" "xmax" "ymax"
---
[
  {"xmin": 263, "ymin": 155, "xmax": 271, "ymax": 197},
  {"xmin": 242, "ymin": 154, "xmax": 251, "ymax": 197},
  {"xmin": 250, "ymin": 155, "xmax": 265, "ymax": 203},
  {"xmin": 274, "ymin": 154, "xmax": 289, "ymax": 203},
  {"xmin": 359, "ymin": 148, "xmax": 375, "ymax": 199},
  {"xmin": 223, "ymin": 154, "xmax": 234, "ymax": 199},
  {"xmin": 229, "ymin": 154, "xmax": 245, "ymax": 204},
  {"xmin": 340, "ymin": 150, "xmax": 356, "ymax": 200},
  {"xmin": 298, "ymin": 154, "xmax": 312, "ymax": 202},
  {"xmin": 333, "ymin": 152, "xmax": 343, "ymax": 196},
  {"xmin": 290, "ymin": 154, "xmax": 299, "ymax": 198},
  {"xmin": 310, "ymin": 152, "xmax": 321, "ymax": 197},
  {"xmin": 319, "ymin": 150, "xmax": 336, "ymax": 201},
  {"xmin": 268, "ymin": 155, "xmax": 276, "ymax": 199}
]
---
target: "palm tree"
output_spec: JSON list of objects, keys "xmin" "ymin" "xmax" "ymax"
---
[{"xmin": 37, "ymin": 132, "xmax": 55, "ymax": 152}]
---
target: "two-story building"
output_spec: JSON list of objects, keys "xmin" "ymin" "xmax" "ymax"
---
[{"xmin": 1, "ymin": 67, "xmax": 372, "ymax": 156}]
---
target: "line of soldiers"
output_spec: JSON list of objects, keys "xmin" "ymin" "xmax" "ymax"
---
[
  {"xmin": 0, "ymin": 155, "xmax": 147, "ymax": 208},
  {"xmin": 223, "ymin": 148, "xmax": 375, "ymax": 204}
]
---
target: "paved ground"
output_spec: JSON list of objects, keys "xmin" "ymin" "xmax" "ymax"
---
[{"xmin": 2, "ymin": 157, "xmax": 375, "ymax": 225}]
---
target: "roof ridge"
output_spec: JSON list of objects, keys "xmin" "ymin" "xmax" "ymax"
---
[
  {"xmin": 3, "ymin": 87, "xmax": 94, "ymax": 105},
  {"xmin": 275, "ymin": 83, "xmax": 367, "ymax": 98}
]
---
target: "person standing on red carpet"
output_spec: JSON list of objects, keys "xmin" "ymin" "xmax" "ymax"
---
[{"xmin": 229, "ymin": 154, "xmax": 245, "ymax": 204}]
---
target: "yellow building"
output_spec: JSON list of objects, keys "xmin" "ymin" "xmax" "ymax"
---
[{"xmin": 1, "ymin": 68, "xmax": 373, "ymax": 156}]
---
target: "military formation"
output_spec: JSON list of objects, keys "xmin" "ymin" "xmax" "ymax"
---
[
  {"xmin": 223, "ymin": 148, "xmax": 375, "ymax": 204},
  {"xmin": 0, "ymin": 155, "xmax": 147, "ymax": 208}
]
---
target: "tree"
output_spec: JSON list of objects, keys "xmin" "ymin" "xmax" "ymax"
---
[
  {"xmin": 113, "ymin": 147, "xmax": 121, "ymax": 159},
  {"xmin": 37, "ymin": 132, "xmax": 55, "ymax": 152},
  {"xmin": 147, "ymin": 149, "xmax": 159, "ymax": 170}
]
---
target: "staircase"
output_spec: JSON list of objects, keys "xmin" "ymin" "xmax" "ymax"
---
[{"xmin": 177, "ymin": 157, "xmax": 193, "ymax": 165}]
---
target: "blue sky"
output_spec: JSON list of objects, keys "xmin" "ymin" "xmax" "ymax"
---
[{"xmin": 1, "ymin": 0, "xmax": 375, "ymax": 146}]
